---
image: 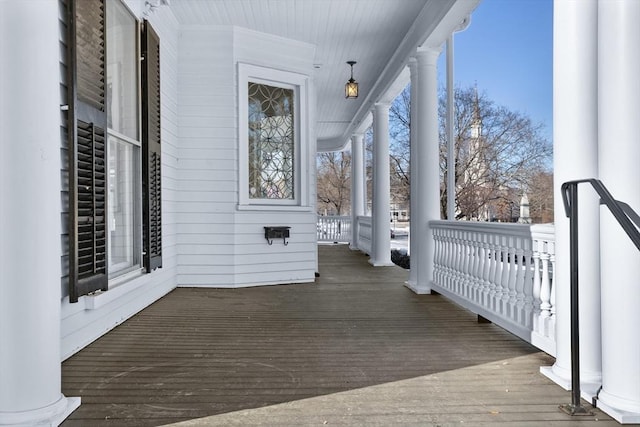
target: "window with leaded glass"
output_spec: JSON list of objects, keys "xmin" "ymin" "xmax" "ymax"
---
[
  {"xmin": 248, "ymin": 83, "xmax": 295, "ymax": 200},
  {"xmin": 238, "ymin": 63, "xmax": 309, "ymax": 209}
]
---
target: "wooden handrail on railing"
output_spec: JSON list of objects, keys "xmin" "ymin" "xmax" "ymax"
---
[{"xmin": 560, "ymin": 179, "xmax": 640, "ymax": 415}]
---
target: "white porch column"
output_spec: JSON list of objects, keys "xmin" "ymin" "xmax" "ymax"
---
[
  {"xmin": 370, "ymin": 103, "xmax": 393, "ymax": 266},
  {"xmin": 542, "ymin": 0, "xmax": 602, "ymax": 394},
  {"xmin": 350, "ymin": 133, "xmax": 365, "ymax": 250},
  {"xmin": 0, "ymin": 1, "xmax": 80, "ymax": 425},
  {"xmin": 407, "ymin": 59, "xmax": 418, "ymax": 285},
  {"xmin": 596, "ymin": 0, "xmax": 640, "ymax": 420},
  {"xmin": 406, "ymin": 47, "xmax": 441, "ymax": 293}
]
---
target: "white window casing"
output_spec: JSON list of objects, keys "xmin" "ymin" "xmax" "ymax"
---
[{"xmin": 238, "ymin": 62, "xmax": 311, "ymax": 211}]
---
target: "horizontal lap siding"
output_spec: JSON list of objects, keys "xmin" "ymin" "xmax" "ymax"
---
[
  {"xmin": 177, "ymin": 28, "xmax": 237, "ymax": 286},
  {"xmin": 176, "ymin": 27, "xmax": 316, "ymax": 288},
  {"xmin": 156, "ymin": 8, "xmax": 179, "ymax": 270}
]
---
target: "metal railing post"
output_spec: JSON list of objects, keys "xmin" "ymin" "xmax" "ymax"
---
[
  {"xmin": 558, "ymin": 178, "xmax": 640, "ymax": 415},
  {"xmin": 559, "ymin": 182, "xmax": 592, "ymax": 415}
]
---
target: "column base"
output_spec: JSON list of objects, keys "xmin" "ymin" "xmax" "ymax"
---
[
  {"xmin": 368, "ymin": 258, "xmax": 394, "ymax": 267},
  {"xmin": 0, "ymin": 394, "xmax": 80, "ymax": 426},
  {"xmin": 596, "ymin": 390, "xmax": 640, "ymax": 424},
  {"xmin": 404, "ymin": 280, "xmax": 431, "ymax": 294},
  {"xmin": 541, "ymin": 363, "xmax": 571, "ymax": 390},
  {"xmin": 541, "ymin": 364, "xmax": 602, "ymax": 392},
  {"xmin": 542, "ymin": 365, "xmax": 603, "ymax": 415}
]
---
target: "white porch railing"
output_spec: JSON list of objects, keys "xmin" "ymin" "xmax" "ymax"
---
[
  {"xmin": 317, "ymin": 216, "xmax": 352, "ymax": 243},
  {"xmin": 431, "ymin": 221, "xmax": 556, "ymax": 356}
]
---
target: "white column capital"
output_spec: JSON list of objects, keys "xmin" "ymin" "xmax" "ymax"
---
[
  {"xmin": 373, "ymin": 101, "xmax": 391, "ymax": 112},
  {"xmin": 415, "ymin": 46, "xmax": 442, "ymax": 65}
]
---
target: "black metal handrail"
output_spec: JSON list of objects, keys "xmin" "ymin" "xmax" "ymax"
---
[{"xmin": 560, "ymin": 178, "xmax": 640, "ymax": 415}]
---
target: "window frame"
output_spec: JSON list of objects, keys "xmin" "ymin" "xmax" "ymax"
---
[
  {"xmin": 66, "ymin": 0, "xmax": 162, "ymax": 303},
  {"xmin": 105, "ymin": 0, "xmax": 144, "ymax": 279},
  {"xmin": 238, "ymin": 63, "xmax": 310, "ymax": 210},
  {"xmin": 106, "ymin": 131, "xmax": 143, "ymax": 277}
]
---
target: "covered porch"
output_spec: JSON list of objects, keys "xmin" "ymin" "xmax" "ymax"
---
[
  {"xmin": 60, "ymin": 245, "xmax": 614, "ymax": 426},
  {"xmin": 3, "ymin": 0, "xmax": 640, "ymax": 425}
]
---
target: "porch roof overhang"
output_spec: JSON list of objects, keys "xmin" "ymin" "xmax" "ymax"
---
[{"xmin": 168, "ymin": 0, "xmax": 480, "ymax": 152}]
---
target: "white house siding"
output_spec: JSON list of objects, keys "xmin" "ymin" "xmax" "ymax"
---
[
  {"xmin": 59, "ymin": 1, "xmax": 180, "ymax": 360},
  {"xmin": 176, "ymin": 26, "xmax": 318, "ymax": 288}
]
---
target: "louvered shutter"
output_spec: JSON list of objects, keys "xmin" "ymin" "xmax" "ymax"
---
[
  {"xmin": 142, "ymin": 20, "xmax": 163, "ymax": 272},
  {"xmin": 67, "ymin": 0, "xmax": 108, "ymax": 302}
]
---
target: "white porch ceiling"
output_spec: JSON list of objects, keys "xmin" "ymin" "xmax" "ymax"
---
[{"xmin": 169, "ymin": 0, "xmax": 478, "ymax": 150}]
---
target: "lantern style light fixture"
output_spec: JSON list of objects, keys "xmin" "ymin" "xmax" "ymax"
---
[{"xmin": 345, "ymin": 61, "xmax": 358, "ymax": 99}]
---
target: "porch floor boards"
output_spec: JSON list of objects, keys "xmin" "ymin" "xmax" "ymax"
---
[{"xmin": 61, "ymin": 244, "xmax": 616, "ymax": 426}]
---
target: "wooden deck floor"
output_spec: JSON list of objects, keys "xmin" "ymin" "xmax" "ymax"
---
[{"xmin": 61, "ymin": 245, "xmax": 617, "ymax": 426}]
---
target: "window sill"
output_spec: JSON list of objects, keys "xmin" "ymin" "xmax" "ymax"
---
[
  {"xmin": 84, "ymin": 268, "xmax": 145, "ymax": 310},
  {"xmin": 236, "ymin": 204, "xmax": 314, "ymax": 212}
]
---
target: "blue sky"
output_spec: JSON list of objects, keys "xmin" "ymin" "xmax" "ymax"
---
[{"xmin": 438, "ymin": 0, "xmax": 553, "ymax": 140}]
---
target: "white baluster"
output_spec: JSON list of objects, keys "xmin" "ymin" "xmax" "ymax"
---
[
  {"xmin": 507, "ymin": 238, "xmax": 518, "ymax": 320},
  {"xmin": 474, "ymin": 233, "xmax": 485, "ymax": 304},
  {"xmin": 445, "ymin": 229, "xmax": 453, "ymax": 290},
  {"xmin": 462, "ymin": 231, "xmax": 472, "ymax": 298},
  {"xmin": 453, "ymin": 230, "xmax": 462, "ymax": 295},
  {"xmin": 515, "ymin": 241, "xmax": 526, "ymax": 326},
  {"xmin": 490, "ymin": 235, "xmax": 502, "ymax": 312},
  {"xmin": 539, "ymin": 242, "xmax": 552, "ymax": 319},
  {"xmin": 482, "ymin": 235, "xmax": 492, "ymax": 308},
  {"xmin": 432, "ymin": 228, "xmax": 439, "ymax": 283},
  {"xmin": 522, "ymin": 239, "xmax": 534, "ymax": 329},
  {"xmin": 440, "ymin": 229, "xmax": 447, "ymax": 286},
  {"xmin": 469, "ymin": 232, "xmax": 477, "ymax": 301},
  {"xmin": 497, "ymin": 236, "xmax": 509, "ymax": 316},
  {"xmin": 470, "ymin": 232, "xmax": 478, "ymax": 301},
  {"xmin": 434, "ymin": 228, "xmax": 442, "ymax": 285},
  {"xmin": 532, "ymin": 239, "xmax": 541, "ymax": 309}
]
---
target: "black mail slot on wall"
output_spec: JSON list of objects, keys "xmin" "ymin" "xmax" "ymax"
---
[{"xmin": 264, "ymin": 226, "xmax": 290, "ymax": 245}]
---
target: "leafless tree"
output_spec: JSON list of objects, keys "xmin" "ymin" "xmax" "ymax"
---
[
  {"xmin": 319, "ymin": 84, "xmax": 553, "ymax": 223},
  {"xmin": 389, "ymin": 86, "xmax": 411, "ymax": 205},
  {"xmin": 317, "ymin": 151, "xmax": 351, "ymax": 215},
  {"xmin": 438, "ymin": 86, "xmax": 552, "ymax": 220},
  {"xmin": 526, "ymin": 170, "xmax": 554, "ymax": 223}
]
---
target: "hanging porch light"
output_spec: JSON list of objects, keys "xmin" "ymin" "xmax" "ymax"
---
[{"xmin": 345, "ymin": 61, "xmax": 358, "ymax": 99}]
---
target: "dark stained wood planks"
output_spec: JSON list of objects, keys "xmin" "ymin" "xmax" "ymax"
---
[{"xmin": 61, "ymin": 245, "xmax": 615, "ymax": 426}]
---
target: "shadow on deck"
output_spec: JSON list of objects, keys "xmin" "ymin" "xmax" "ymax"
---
[{"xmin": 61, "ymin": 245, "xmax": 616, "ymax": 426}]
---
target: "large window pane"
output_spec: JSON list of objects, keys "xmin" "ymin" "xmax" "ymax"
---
[
  {"xmin": 248, "ymin": 82, "xmax": 295, "ymax": 200},
  {"xmin": 108, "ymin": 135, "xmax": 140, "ymax": 273},
  {"xmin": 107, "ymin": 0, "xmax": 138, "ymax": 140}
]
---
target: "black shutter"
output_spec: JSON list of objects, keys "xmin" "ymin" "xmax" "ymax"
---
[
  {"xmin": 67, "ymin": 0, "xmax": 108, "ymax": 302},
  {"xmin": 142, "ymin": 20, "xmax": 163, "ymax": 272}
]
